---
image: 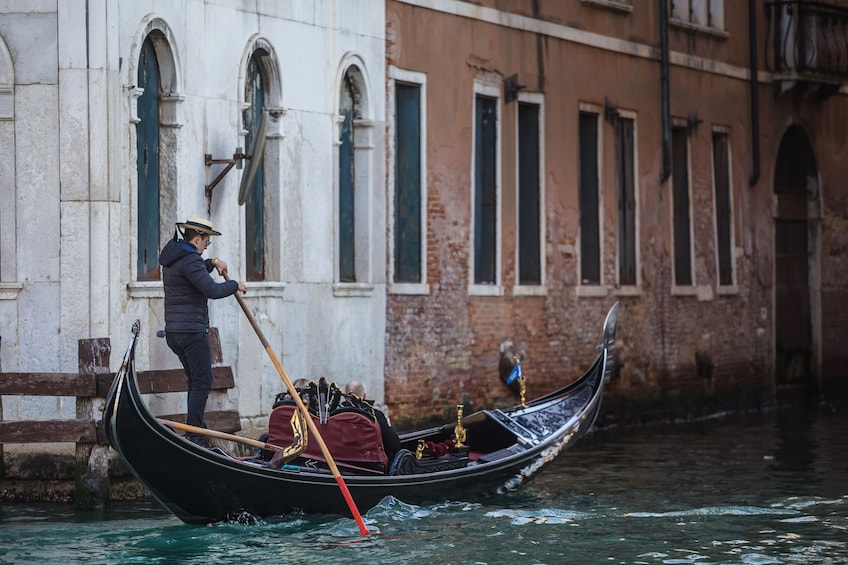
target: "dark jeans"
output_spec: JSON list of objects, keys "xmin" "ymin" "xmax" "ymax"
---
[{"xmin": 165, "ymin": 331, "xmax": 212, "ymax": 444}]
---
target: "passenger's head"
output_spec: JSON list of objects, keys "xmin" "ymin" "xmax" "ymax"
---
[{"xmin": 345, "ymin": 380, "xmax": 367, "ymax": 399}]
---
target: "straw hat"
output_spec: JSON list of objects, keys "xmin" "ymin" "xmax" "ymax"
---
[{"xmin": 176, "ymin": 216, "xmax": 222, "ymax": 236}]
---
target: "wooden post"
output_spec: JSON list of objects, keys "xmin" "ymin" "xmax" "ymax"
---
[
  {"xmin": 76, "ymin": 337, "xmax": 111, "ymax": 505},
  {"xmin": 209, "ymin": 327, "xmax": 223, "ymax": 365}
]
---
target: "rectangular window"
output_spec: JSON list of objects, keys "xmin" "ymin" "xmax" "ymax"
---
[
  {"xmin": 517, "ymin": 102, "xmax": 541, "ymax": 286},
  {"xmin": 615, "ymin": 116, "xmax": 637, "ymax": 286},
  {"xmin": 712, "ymin": 131, "xmax": 734, "ymax": 287},
  {"xmin": 394, "ymin": 82, "xmax": 423, "ymax": 285},
  {"xmin": 671, "ymin": 126, "xmax": 692, "ymax": 286},
  {"xmin": 579, "ymin": 111, "xmax": 601, "ymax": 285},
  {"xmin": 474, "ymin": 94, "xmax": 498, "ymax": 286}
]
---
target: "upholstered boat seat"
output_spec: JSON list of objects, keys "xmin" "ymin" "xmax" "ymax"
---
[{"xmin": 268, "ymin": 402, "xmax": 389, "ymax": 473}]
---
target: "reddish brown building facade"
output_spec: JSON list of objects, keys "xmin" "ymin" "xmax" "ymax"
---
[{"xmin": 382, "ymin": 0, "xmax": 848, "ymax": 426}]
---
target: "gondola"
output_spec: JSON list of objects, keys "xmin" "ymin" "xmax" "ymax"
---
[{"xmin": 103, "ymin": 302, "xmax": 618, "ymax": 525}]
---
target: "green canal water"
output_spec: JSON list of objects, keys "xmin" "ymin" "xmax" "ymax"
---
[{"xmin": 1, "ymin": 402, "xmax": 846, "ymax": 564}]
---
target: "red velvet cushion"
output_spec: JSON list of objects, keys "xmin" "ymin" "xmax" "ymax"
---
[{"xmin": 268, "ymin": 404, "xmax": 389, "ymax": 469}]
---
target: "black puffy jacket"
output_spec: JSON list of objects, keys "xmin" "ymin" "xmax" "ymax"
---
[{"xmin": 159, "ymin": 239, "xmax": 239, "ymax": 333}]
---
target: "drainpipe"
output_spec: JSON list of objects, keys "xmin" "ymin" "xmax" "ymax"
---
[
  {"xmin": 660, "ymin": 0, "xmax": 671, "ymax": 184},
  {"xmin": 749, "ymin": 0, "xmax": 761, "ymax": 186},
  {"xmin": 658, "ymin": 0, "xmax": 671, "ymax": 377}
]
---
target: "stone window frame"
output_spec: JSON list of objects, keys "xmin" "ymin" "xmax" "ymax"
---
[
  {"xmin": 126, "ymin": 16, "xmax": 183, "ymax": 299},
  {"xmin": 514, "ymin": 91, "xmax": 547, "ymax": 297},
  {"xmin": 238, "ymin": 35, "xmax": 285, "ymax": 288},
  {"xmin": 387, "ymin": 66, "xmax": 429, "ymax": 296},
  {"xmin": 469, "ymin": 80, "xmax": 503, "ymax": 297},
  {"xmin": 614, "ymin": 109, "xmax": 641, "ymax": 295},
  {"xmin": 670, "ymin": 119, "xmax": 697, "ymax": 295},
  {"xmin": 576, "ymin": 103, "xmax": 607, "ymax": 298},
  {"xmin": 332, "ymin": 53, "xmax": 377, "ymax": 298},
  {"xmin": 0, "ymin": 33, "xmax": 19, "ymax": 299},
  {"xmin": 711, "ymin": 125, "xmax": 738, "ymax": 295}
]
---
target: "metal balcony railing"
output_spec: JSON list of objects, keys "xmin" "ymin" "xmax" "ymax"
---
[{"xmin": 766, "ymin": 1, "xmax": 848, "ymax": 81}]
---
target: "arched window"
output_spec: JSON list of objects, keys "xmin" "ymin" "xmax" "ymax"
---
[
  {"xmin": 334, "ymin": 59, "xmax": 374, "ymax": 289},
  {"xmin": 136, "ymin": 36, "xmax": 160, "ymax": 281},
  {"xmin": 244, "ymin": 52, "xmax": 266, "ymax": 281}
]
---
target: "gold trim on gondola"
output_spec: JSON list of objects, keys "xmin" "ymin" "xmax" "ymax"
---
[{"xmin": 268, "ymin": 409, "xmax": 308, "ymax": 467}]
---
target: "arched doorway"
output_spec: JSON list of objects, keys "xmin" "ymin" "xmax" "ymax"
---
[{"xmin": 773, "ymin": 125, "xmax": 820, "ymax": 394}]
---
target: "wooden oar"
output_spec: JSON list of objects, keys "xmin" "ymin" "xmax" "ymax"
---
[
  {"xmin": 157, "ymin": 418, "xmax": 286, "ymax": 452},
  {"xmin": 159, "ymin": 419, "xmax": 384, "ymax": 475},
  {"xmin": 222, "ymin": 272, "xmax": 370, "ymax": 536}
]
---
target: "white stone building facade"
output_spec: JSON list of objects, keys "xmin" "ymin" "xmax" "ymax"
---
[{"xmin": 0, "ymin": 0, "xmax": 387, "ymax": 431}]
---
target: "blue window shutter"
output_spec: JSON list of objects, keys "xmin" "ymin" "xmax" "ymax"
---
[
  {"xmin": 136, "ymin": 37, "xmax": 160, "ymax": 281},
  {"xmin": 394, "ymin": 82, "xmax": 422, "ymax": 284},
  {"xmin": 245, "ymin": 54, "xmax": 266, "ymax": 281},
  {"xmin": 339, "ymin": 75, "xmax": 356, "ymax": 282}
]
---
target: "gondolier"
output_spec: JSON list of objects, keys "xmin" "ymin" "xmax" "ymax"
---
[{"xmin": 158, "ymin": 215, "xmax": 247, "ymax": 447}]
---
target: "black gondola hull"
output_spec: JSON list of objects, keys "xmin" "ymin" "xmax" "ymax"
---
[{"xmin": 104, "ymin": 304, "xmax": 618, "ymax": 525}]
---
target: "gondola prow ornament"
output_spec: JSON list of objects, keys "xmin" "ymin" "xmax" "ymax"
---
[
  {"xmin": 454, "ymin": 404, "xmax": 467, "ymax": 448},
  {"xmin": 506, "ymin": 355, "xmax": 527, "ymax": 408}
]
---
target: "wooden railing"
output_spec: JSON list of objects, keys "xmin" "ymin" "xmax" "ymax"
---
[{"xmin": 0, "ymin": 329, "xmax": 240, "ymax": 501}]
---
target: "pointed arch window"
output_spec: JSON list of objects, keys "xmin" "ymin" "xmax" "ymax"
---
[{"xmin": 334, "ymin": 62, "xmax": 375, "ymax": 291}]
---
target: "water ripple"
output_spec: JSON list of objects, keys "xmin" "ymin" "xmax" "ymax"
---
[{"xmin": 625, "ymin": 505, "xmax": 799, "ymax": 518}]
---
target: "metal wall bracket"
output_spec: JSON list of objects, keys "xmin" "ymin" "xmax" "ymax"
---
[
  {"xmin": 504, "ymin": 74, "xmax": 526, "ymax": 103},
  {"xmin": 204, "ymin": 147, "xmax": 244, "ymax": 198}
]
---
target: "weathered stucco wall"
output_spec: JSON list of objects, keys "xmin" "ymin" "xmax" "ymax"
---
[{"xmin": 0, "ymin": 1, "xmax": 387, "ymax": 433}]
